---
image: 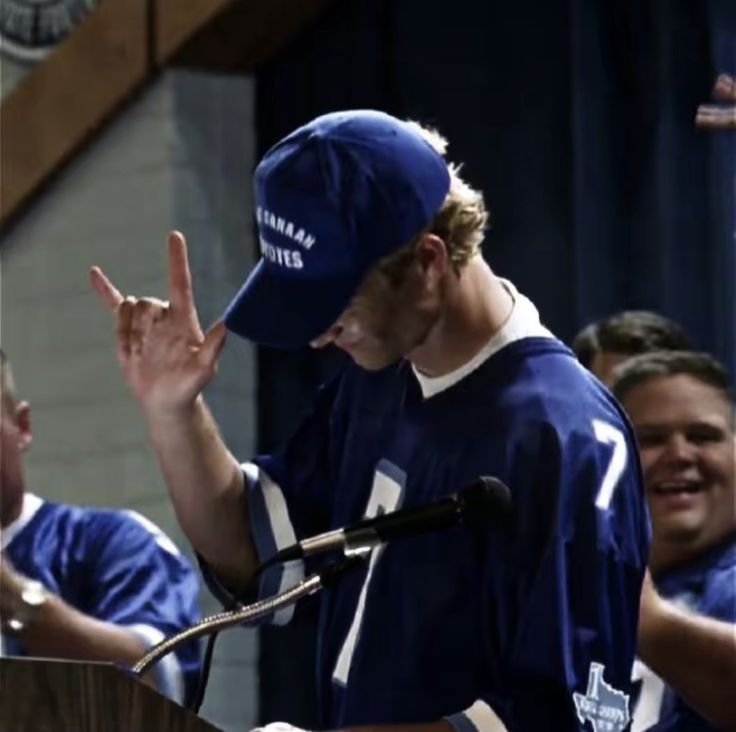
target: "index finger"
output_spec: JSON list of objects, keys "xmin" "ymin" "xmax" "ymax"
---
[
  {"xmin": 90, "ymin": 266, "xmax": 124, "ymax": 310},
  {"xmin": 167, "ymin": 231, "xmax": 197, "ymax": 317}
]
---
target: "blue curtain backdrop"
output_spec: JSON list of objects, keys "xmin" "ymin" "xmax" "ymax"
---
[{"xmin": 253, "ymin": 0, "xmax": 735, "ymax": 723}]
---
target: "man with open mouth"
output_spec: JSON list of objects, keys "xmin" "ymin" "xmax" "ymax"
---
[{"xmin": 612, "ymin": 350, "xmax": 736, "ymax": 732}]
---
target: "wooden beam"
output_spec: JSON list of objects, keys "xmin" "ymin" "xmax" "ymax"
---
[
  {"xmin": 0, "ymin": 0, "xmax": 338, "ymax": 232},
  {"xmin": 0, "ymin": 0, "xmax": 150, "ymax": 230},
  {"xmin": 154, "ymin": 0, "xmax": 237, "ymax": 67},
  {"xmin": 156, "ymin": 0, "xmax": 337, "ymax": 73}
]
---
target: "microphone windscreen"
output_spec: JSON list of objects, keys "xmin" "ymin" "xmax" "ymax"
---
[{"xmin": 458, "ymin": 476, "xmax": 512, "ymax": 529}]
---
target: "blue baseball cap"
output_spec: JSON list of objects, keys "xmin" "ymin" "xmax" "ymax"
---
[{"xmin": 223, "ymin": 110, "xmax": 451, "ymax": 348}]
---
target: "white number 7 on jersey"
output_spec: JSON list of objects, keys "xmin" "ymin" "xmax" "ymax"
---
[
  {"xmin": 592, "ymin": 419, "xmax": 627, "ymax": 510},
  {"xmin": 332, "ymin": 461, "xmax": 404, "ymax": 686}
]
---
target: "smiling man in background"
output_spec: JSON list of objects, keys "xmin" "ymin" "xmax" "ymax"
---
[{"xmin": 612, "ymin": 351, "xmax": 736, "ymax": 731}]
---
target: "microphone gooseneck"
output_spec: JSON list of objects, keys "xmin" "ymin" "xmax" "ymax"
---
[
  {"xmin": 132, "ymin": 555, "xmax": 366, "ymax": 680},
  {"xmin": 133, "ymin": 475, "xmax": 511, "ymax": 712}
]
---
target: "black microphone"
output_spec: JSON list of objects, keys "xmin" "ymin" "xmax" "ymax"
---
[{"xmin": 271, "ymin": 476, "xmax": 511, "ymax": 564}]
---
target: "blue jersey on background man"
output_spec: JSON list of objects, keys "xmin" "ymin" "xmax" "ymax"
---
[
  {"xmin": 632, "ymin": 535, "xmax": 736, "ymax": 731},
  {"xmin": 206, "ymin": 287, "xmax": 651, "ymax": 731},
  {"xmin": 1, "ymin": 495, "xmax": 202, "ymax": 705}
]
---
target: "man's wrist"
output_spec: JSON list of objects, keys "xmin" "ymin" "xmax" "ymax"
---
[
  {"xmin": 2, "ymin": 577, "xmax": 50, "ymax": 636},
  {"xmin": 145, "ymin": 394, "xmax": 205, "ymax": 431}
]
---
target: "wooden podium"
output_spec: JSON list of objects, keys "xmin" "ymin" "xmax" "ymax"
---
[{"xmin": 0, "ymin": 657, "xmax": 223, "ymax": 732}]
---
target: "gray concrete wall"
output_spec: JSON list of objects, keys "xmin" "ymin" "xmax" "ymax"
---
[
  {"xmin": 0, "ymin": 68, "xmax": 259, "ymax": 732},
  {"xmin": 0, "ymin": 55, "xmax": 30, "ymax": 97}
]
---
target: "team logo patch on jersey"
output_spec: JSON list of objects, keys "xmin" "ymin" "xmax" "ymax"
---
[{"xmin": 573, "ymin": 662, "xmax": 630, "ymax": 732}]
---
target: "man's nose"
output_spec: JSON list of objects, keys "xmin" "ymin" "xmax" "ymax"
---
[
  {"xmin": 661, "ymin": 433, "xmax": 697, "ymax": 466},
  {"xmin": 310, "ymin": 322, "xmax": 343, "ymax": 349}
]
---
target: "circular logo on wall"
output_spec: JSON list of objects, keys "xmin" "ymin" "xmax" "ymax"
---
[{"xmin": 0, "ymin": 0, "xmax": 100, "ymax": 63}]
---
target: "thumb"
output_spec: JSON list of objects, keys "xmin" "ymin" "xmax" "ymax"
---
[{"xmin": 202, "ymin": 320, "xmax": 228, "ymax": 364}]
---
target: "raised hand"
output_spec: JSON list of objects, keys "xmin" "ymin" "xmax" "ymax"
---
[
  {"xmin": 696, "ymin": 74, "xmax": 736, "ymax": 130},
  {"xmin": 91, "ymin": 231, "xmax": 227, "ymax": 417}
]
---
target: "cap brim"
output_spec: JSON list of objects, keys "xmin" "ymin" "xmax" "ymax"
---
[{"xmin": 224, "ymin": 260, "xmax": 362, "ymax": 349}]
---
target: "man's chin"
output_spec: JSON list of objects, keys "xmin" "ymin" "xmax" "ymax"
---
[
  {"xmin": 349, "ymin": 350, "xmax": 402, "ymax": 371},
  {"xmin": 653, "ymin": 516, "xmax": 707, "ymax": 546}
]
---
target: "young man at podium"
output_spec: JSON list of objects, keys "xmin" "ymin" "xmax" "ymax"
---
[{"xmin": 92, "ymin": 111, "xmax": 649, "ymax": 731}]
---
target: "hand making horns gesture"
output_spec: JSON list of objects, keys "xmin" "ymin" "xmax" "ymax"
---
[{"xmin": 90, "ymin": 231, "xmax": 228, "ymax": 416}]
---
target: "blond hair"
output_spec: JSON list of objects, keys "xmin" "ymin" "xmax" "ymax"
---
[{"xmin": 374, "ymin": 120, "xmax": 489, "ymax": 284}]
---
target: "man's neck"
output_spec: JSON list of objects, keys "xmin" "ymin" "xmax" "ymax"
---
[
  {"xmin": 650, "ymin": 529, "xmax": 736, "ymax": 577},
  {"xmin": 0, "ymin": 489, "xmax": 24, "ymax": 530},
  {"xmin": 409, "ymin": 258, "xmax": 513, "ymax": 378}
]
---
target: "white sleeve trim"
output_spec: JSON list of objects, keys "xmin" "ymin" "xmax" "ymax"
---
[
  {"xmin": 463, "ymin": 700, "xmax": 510, "ymax": 732},
  {"xmin": 245, "ymin": 463, "xmax": 298, "ymax": 551},
  {"xmin": 128, "ymin": 623, "xmax": 185, "ymax": 705},
  {"xmin": 243, "ymin": 462, "xmax": 304, "ymax": 625}
]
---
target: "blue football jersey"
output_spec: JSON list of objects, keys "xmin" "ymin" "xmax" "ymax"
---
[
  {"xmin": 631, "ymin": 535, "xmax": 736, "ymax": 731},
  {"xmin": 2, "ymin": 498, "xmax": 202, "ymax": 705},
  {"xmin": 205, "ymin": 337, "xmax": 650, "ymax": 730}
]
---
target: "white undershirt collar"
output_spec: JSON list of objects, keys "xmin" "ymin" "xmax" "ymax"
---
[{"xmin": 412, "ymin": 279, "xmax": 553, "ymax": 399}]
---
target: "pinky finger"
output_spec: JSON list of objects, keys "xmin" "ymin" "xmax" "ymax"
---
[{"xmin": 90, "ymin": 266, "xmax": 124, "ymax": 310}]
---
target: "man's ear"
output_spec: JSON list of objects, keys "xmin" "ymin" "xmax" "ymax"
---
[
  {"xmin": 15, "ymin": 401, "xmax": 32, "ymax": 452},
  {"xmin": 415, "ymin": 233, "xmax": 449, "ymax": 288}
]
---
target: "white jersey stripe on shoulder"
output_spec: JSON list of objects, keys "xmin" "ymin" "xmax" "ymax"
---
[
  {"xmin": 463, "ymin": 700, "xmax": 509, "ymax": 732},
  {"xmin": 125, "ymin": 511, "xmax": 181, "ymax": 557}
]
